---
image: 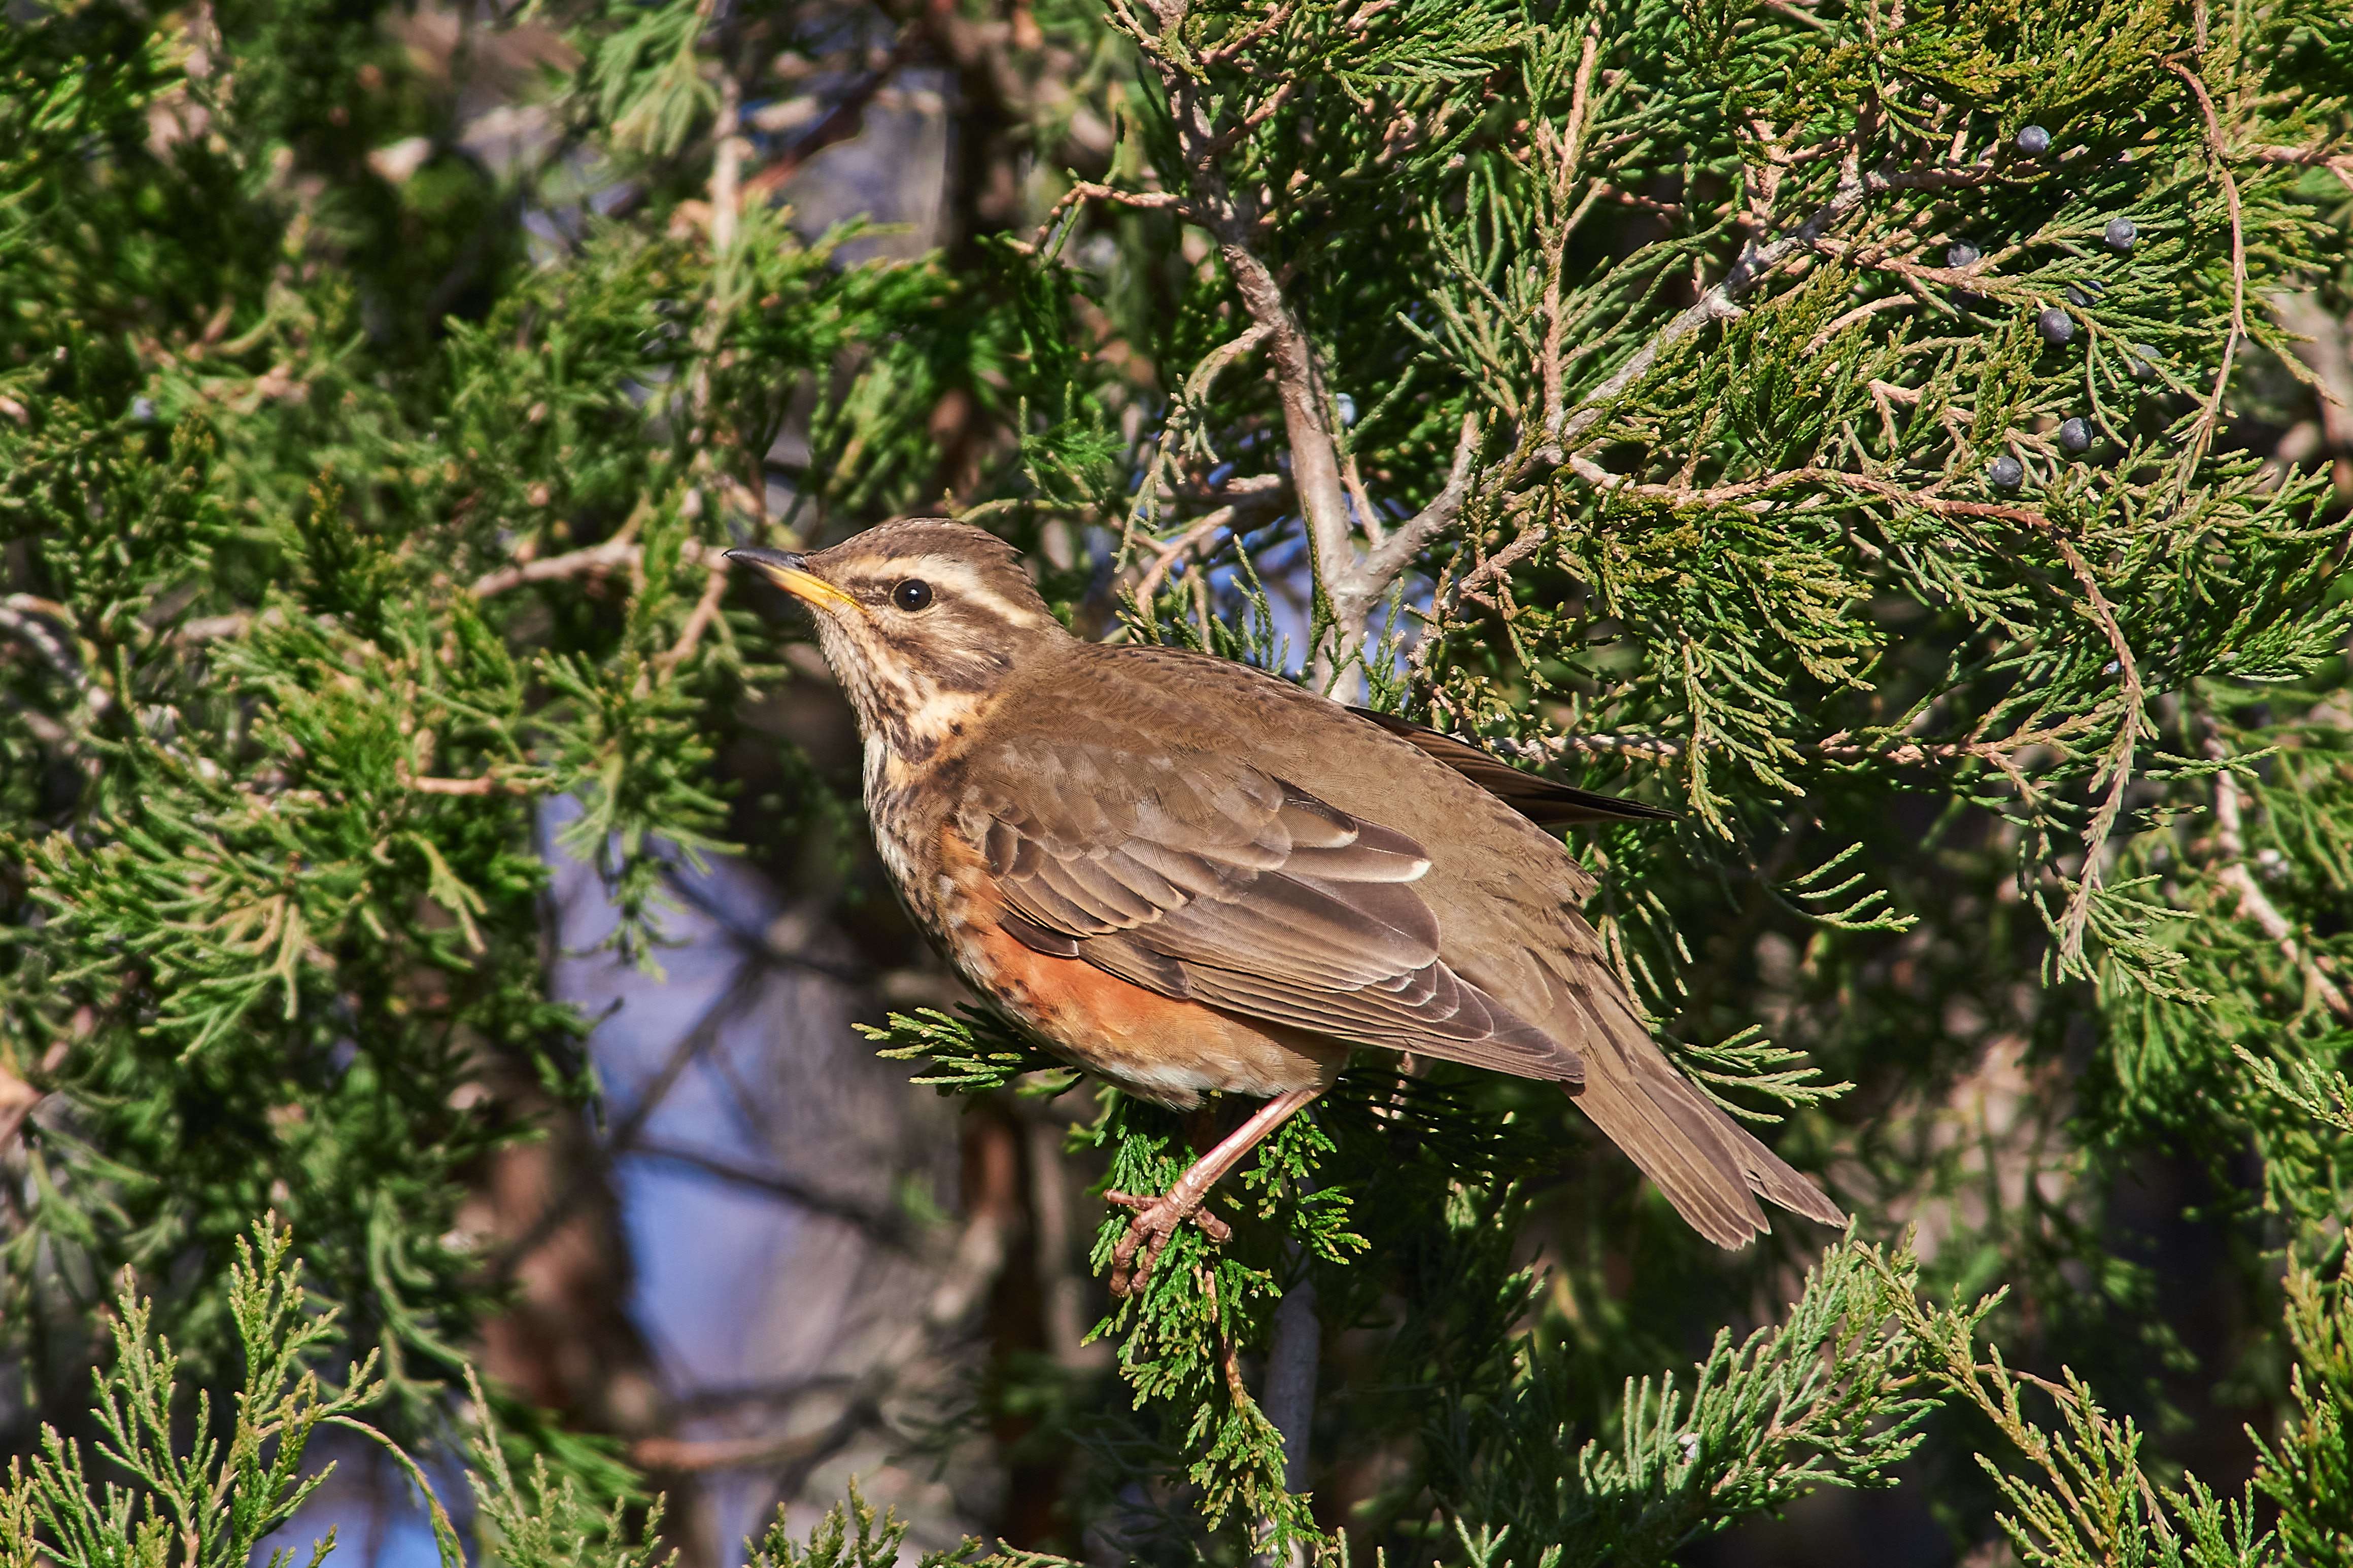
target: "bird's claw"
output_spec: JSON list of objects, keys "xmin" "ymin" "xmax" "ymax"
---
[{"xmin": 1104, "ymin": 1189, "xmax": 1232, "ymax": 1297}]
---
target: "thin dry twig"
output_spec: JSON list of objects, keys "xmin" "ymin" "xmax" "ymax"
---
[
  {"xmin": 468, "ymin": 535, "xmax": 726, "ymax": 598},
  {"xmin": 1561, "ymin": 454, "xmax": 2060, "ymax": 531},
  {"xmin": 631, "ymin": 1168, "xmax": 1014, "ymax": 1474},
  {"xmin": 1117, "ymin": 325, "xmax": 1273, "ymax": 571},
  {"xmin": 2201, "ymin": 730, "xmax": 2353, "ymax": 1021},
  {"xmin": 2242, "ymin": 141, "xmax": 2353, "ymax": 193},
  {"xmin": 740, "ymin": 34, "xmax": 922, "ymax": 204},
  {"xmin": 405, "ymin": 772, "xmax": 536, "ymax": 797},
  {"xmin": 656, "ymin": 555, "xmax": 733, "ymax": 677},
  {"xmin": 2168, "ymin": 58, "xmax": 2249, "ymax": 486},
  {"xmin": 1134, "ymin": 505, "xmax": 1246, "ymax": 605},
  {"xmin": 1553, "ymin": 152, "xmax": 1998, "ymax": 454},
  {"xmin": 1031, "ymin": 180, "xmax": 1193, "ymax": 252},
  {"xmin": 1107, "ymin": 0, "xmax": 1354, "ymax": 676},
  {"xmin": 1332, "ymin": 412, "xmax": 1483, "ymax": 634}
]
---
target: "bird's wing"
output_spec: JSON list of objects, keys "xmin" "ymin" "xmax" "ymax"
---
[
  {"xmin": 957, "ymin": 738, "xmax": 1583, "ymax": 1083},
  {"xmin": 1344, "ymin": 709, "xmax": 1676, "ymax": 825}
]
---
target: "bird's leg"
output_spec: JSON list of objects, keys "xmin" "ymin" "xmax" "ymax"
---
[{"xmin": 1105, "ymin": 1087, "xmax": 1322, "ymax": 1298}]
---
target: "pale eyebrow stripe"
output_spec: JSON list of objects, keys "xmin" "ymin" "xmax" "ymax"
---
[{"xmin": 850, "ymin": 557, "xmax": 1046, "ymax": 628}]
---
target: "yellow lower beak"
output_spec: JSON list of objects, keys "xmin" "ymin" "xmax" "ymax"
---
[{"xmin": 724, "ymin": 547, "xmax": 864, "ymax": 616}]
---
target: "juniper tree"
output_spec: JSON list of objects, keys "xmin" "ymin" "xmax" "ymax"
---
[
  {"xmin": 3, "ymin": 0, "xmax": 2352, "ymax": 1564},
  {"xmin": 0, "ymin": 0, "xmax": 997, "ymax": 1483}
]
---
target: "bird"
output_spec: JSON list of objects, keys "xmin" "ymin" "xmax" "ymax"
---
[{"xmin": 727, "ymin": 520, "xmax": 1845, "ymax": 1294}]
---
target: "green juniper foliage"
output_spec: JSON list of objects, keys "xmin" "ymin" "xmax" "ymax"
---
[
  {"xmin": 0, "ymin": 0, "xmax": 988, "ymax": 1471},
  {"xmin": 4, "ymin": 0, "xmax": 2351, "ymax": 1560},
  {"xmin": 0, "ymin": 1219, "xmax": 1060, "ymax": 1568}
]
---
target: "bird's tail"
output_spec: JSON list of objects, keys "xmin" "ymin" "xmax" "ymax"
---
[{"xmin": 1551, "ymin": 973, "xmax": 1845, "ymax": 1246}]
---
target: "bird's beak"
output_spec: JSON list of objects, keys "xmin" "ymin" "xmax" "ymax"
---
[{"xmin": 724, "ymin": 546, "xmax": 863, "ymax": 617}]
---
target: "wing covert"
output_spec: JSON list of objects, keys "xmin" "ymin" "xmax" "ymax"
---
[{"xmin": 959, "ymin": 739, "xmax": 1581, "ymax": 1083}]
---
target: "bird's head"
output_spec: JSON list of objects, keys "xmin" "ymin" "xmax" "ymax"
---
[{"xmin": 727, "ymin": 519, "xmax": 1067, "ymax": 762}]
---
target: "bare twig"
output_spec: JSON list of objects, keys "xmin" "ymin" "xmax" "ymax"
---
[
  {"xmin": 1560, "ymin": 454, "xmax": 2063, "ymax": 531},
  {"xmin": 469, "ymin": 536, "xmax": 724, "ymax": 598},
  {"xmin": 1118, "ymin": 325, "xmax": 1272, "ymax": 569},
  {"xmin": 1434, "ymin": 513, "xmax": 1550, "ymax": 617},
  {"xmin": 1502, "ymin": 710, "xmax": 2102, "ymax": 772},
  {"xmin": 1200, "ymin": 0, "xmax": 1295, "ymax": 64},
  {"xmin": 1805, "ymin": 293, "xmax": 1917, "ymax": 354},
  {"xmin": 1331, "ymin": 412, "xmax": 1482, "ymax": 634},
  {"xmin": 631, "ymin": 1139, "xmax": 911, "ymax": 1236},
  {"xmin": 1555, "ymin": 153, "xmax": 1997, "ymax": 453},
  {"xmin": 175, "ymin": 612, "xmax": 257, "ymax": 642},
  {"xmin": 484, "ymin": 962, "xmax": 772, "ymax": 1285},
  {"xmin": 633, "ymin": 1416, "xmax": 878, "ymax": 1475},
  {"xmin": 2201, "ymin": 731, "xmax": 2353, "ymax": 1021},
  {"xmin": 709, "ymin": 67, "xmax": 743, "ymax": 263},
  {"xmin": 1553, "ymin": 207, "xmax": 1844, "ymax": 447},
  {"xmin": 656, "ymin": 559, "xmax": 732, "ymax": 676},
  {"xmin": 1106, "ymin": 0, "xmax": 1352, "ymax": 675},
  {"xmin": 1031, "ymin": 180, "xmax": 1194, "ymax": 251},
  {"xmin": 405, "ymin": 771, "xmax": 536, "ymax": 796},
  {"xmin": 1134, "ymin": 505, "xmax": 1245, "ymax": 605},
  {"xmin": 2168, "ymin": 59, "xmax": 2248, "ymax": 486},
  {"xmin": 2045, "ymin": 533, "xmax": 2146, "ymax": 967},
  {"xmin": 472, "ymin": 536, "xmax": 638, "ymax": 597},
  {"xmin": 2242, "ymin": 141, "xmax": 2353, "ymax": 193},
  {"xmin": 631, "ymin": 1174, "xmax": 1013, "ymax": 1473}
]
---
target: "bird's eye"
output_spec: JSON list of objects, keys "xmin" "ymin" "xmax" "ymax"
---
[{"xmin": 891, "ymin": 578, "xmax": 934, "ymax": 613}]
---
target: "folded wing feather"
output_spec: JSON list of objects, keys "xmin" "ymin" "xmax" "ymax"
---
[{"xmin": 960, "ymin": 740, "xmax": 1583, "ymax": 1084}]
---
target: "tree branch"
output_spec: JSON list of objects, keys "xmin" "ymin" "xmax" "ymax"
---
[
  {"xmin": 1553, "ymin": 151, "xmax": 1998, "ymax": 454},
  {"xmin": 2167, "ymin": 59, "xmax": 2249, "ymax": 487},
  {"xmin": 468, "ymin": 536, "xmax": 724, "ymax": 598},
  {"xmin": 1111, "ymin": 0, "xmax": 1354, "ymax": 676},
  {"xmin": 1134, "ymin": 505, "xmax": 1246, "ymax": 605},
  {"xmin": 1031, "ymin": 180, "xmax": 1196, "ymax": 250},
  {"xmin": 1332, "ymin": 411, "xmax": 1481, "ymax": 631},
  {"xmin": 740, "ymin": 36, "xmax": 919, "ymax": 205},
  {"xmin": 1119, "ymin": 324, "xmax": 1273, "ymax": 569},
  {"xmin": 406, "ymin": 771, "xmax": 536, "ymax": 796},
  {"xmin": 2039, "ymin": 531, "xmax": 2146, "ymax": 966},
  {"xmin": 630, "ymin": 1139, "xmax": 911, "ymax": 1238},
  {"xmin": 2242, "ymin": 140, "xmax": 2353, "ymax": 192},
  {"xmin": 1263, "ymin": 1261, "xmax": 1319, "ymax": 1493},
  {"xmin": 2201, "ymin": 731, "xmax": 2353, "ymax": 1022}
]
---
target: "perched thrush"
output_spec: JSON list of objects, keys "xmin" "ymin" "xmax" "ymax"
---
[{"xmin": 729, "ymin": 520, "xmax": 1844, "ymax": 1293}]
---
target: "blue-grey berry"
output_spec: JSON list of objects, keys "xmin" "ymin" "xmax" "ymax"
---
[
  {"xmin": 2104, "ymin": 217, "xmax": 2137, "ymax": 250},
  {"xmin": 2059, "ymin": 416, "xmax": 2092, "ymax": 452},
  {"xmin": 2016, "ymin": 124, "xmax": 2051, "ymax": 154},
  {"xmin": 1988, "ymin": 456, "xmax": 2024, "ymax": 489},
  {"xmin": 2066, "ymin": 279, "xmax": 2105, "ymax": 308},
  {"xmin": 1334, "ymin": 394, "xmax": 1357, "ymax": 427},
  {"xmin": 2038, "ymin": 307, "xmax": 2074, "ymax": 344},
  {"xmin": 1946, "ymin": 242, "xmax": 1981, "ymax": 269},
  {"xmin": 2128, "ymin": 344, "xmax": 2161, "ymax": 379},
  {"xmin": 129, "ymin": 397, "xmax": 156, "ymax": 422}
]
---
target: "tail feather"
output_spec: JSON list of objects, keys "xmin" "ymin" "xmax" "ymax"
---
[
  {"xmin": 1551, "ymin": 972, "xmax": 1846, "ymax": 1245},
  {"xmin": 1573, "ymin": 1069, "xmax": 1770, "ymax": 1246}
]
